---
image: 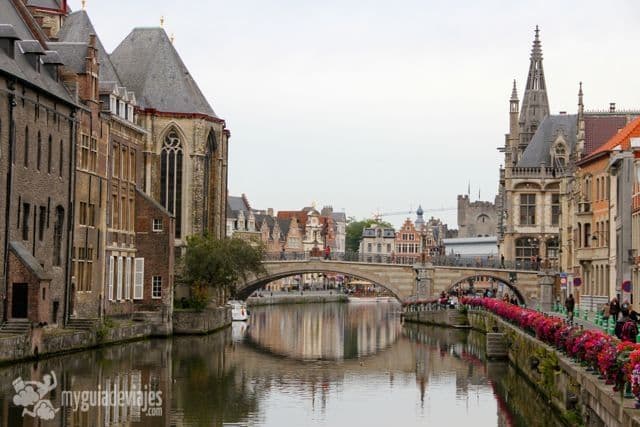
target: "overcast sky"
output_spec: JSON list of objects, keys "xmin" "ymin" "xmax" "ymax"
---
[{"xmin": 68, "ymin": 0, "xmax": 640, "ymax": 228}]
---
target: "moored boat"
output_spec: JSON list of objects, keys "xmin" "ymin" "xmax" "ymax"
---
[{"xmin": 228, "ymin": 300, "xmax": 249, "ymax": 321}]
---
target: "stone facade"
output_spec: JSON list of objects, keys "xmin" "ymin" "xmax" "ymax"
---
[{"xmin": 457, "ymin": 194, "xmax": 498, "ymax": 238}]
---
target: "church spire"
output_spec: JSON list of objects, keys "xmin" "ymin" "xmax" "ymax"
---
[{"xmin": 518, "ymin": 25, "xmax": 550, "ymax": 152}]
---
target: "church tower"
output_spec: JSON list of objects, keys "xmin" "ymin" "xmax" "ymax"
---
[{"xmin": 518, "ymin": 26, "xmax": 550, "ymax": 155}]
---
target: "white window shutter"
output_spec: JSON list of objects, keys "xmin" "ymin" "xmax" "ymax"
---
[
  {"xmin": 108, "ymin": 256, "xmax": 114, "ymax": 301},
  {"xmin": 134, "ymin": 258, "xmax": 144, "ymax": 300},
  {"xmin": 116, "ymin": 256, "xmax": 123, "ymax": 300},
  {"xmin": 125, "ymin": 257, "xmax": 132, "ymax": 300}
]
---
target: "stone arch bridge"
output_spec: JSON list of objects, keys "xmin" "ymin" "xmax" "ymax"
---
[{"xmin": 236, "ymin": 260, "xmax": 546, "ymax": 305}]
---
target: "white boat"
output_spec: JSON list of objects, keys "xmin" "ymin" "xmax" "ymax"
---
[
  {"xmin": 348, "ymin": 296, "xmax": 396, "ymax": 303},
  {"xmin": 229, "ymin": 300, "xmax": 249, "ymax": 321}
]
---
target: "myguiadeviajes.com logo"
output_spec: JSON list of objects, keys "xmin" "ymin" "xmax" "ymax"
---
[
  {"xmin": 13, "ymin": 370, "xmax": 163, "ymax": 421},
  {"xmin": 12, "ymin": 371, "xmax": 60, "ymax": 420}
]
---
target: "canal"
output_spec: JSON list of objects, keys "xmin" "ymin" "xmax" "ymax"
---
[{"xmin": 0, "ymin": 302, "xmax": 562, "ymax": 426}]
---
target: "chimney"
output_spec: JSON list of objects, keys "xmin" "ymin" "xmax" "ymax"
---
[
  {"xmin": 0, "ymin": 25, "xmax": 20, "ymax": 59},
  {"xmin": 559, "ymin": 111, "xmax": 566, "ymax": 115},
  {"xmin": 610, "ymin": 102, "xmax": 616, "ymax": 113},
  {"xmin": 267, "ymin": 208, "xmax": 274, "ymax": 217}
]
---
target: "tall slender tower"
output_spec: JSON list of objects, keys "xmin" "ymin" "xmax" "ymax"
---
[{"xmin": 518, "ymin": 25, "xmax": 550, "ymax": 155}]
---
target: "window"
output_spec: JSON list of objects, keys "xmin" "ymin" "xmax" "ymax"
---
[
  {"xmin": 116, "ymin": 256, "xmax": 123, "ymax": 300},
  {"xmin": 122, "ymin": 147, "xmax": 128, "ymax": 181},
  {"xmin": 125, "ymin": 257, "xmax": 131, "ymax": 300},
  {"xmin": 47, "ymin": 135, "xmax": 52, "ymax": 173},
  {"xmin": 203, "ymin": 131, "xmax": 216, "ymax": 231},
  {"xmin": 377, "ymin": 243, "xmax": 381, "ymax": 253},
  {"xmin": 53, "ymin": 206, "xmax": 64, "ymax": 266},
  {"xmin": 129, "ymin": 151, "xmax": 135, "ymax": 183},
  {"xmin": 24, "ymin": 126, "xmax": 29, "ymax": 167},
  {"xmin": 160, "ymin": 130, "xmax": 183, "ymax": 238},
  {"xmin": 90, "ymin": 137, "xmax": 97, "ymax": 172},
  {"xmin": 38, "ymin": 206, "xmax": 46, "ymax": 241},
  {"xmin": 551, "ymin": 193, "xmax": 560, "ymax": 226},
  {"xmin": 79, "ymin": 202, "xmax": 87, "ymax": 225},
  {"xmin": 59, "ymin": 139, "xmax": 63, "ymax": 177},
  {"xmin": 111, "ymin": 195, "xmax": 118, "ymax": 229},
  {"xmin": 519, "ymin": 194, "xmax": 536, "ymax": 225},
  {"xmin": 367, "ymin": 243, "xmax": 372, "ymax": 252},
  {"xmin": 515, "ymin": 237, "xmax": 539, "ymax": 263},
  {"xmin": 134, "ymin": 258, "xmax": 144, "ymax": 300},
  {"xmin": 113, "ymin": 145, "xmax": 120, "ymax": 177},
  {"xmin": 108, "ymin": 256, "xmax": 114, "ymax": 300},
  {"xmin": 152, "ymin": 276, "xmax": 162, "ymax": 299},
  {"xmin": 22, "ymin": 203, "xmax": 30, "ymax": 241},
  {"xmin": 584, "ymin": 223, "xmax": 591, "ymax": 247},
  {"xmin": 88, "ymin": 204, "xmax": 95, "ymax": 227},
  {"xmin": 36, "ymin": 131, "xmax": 42, "ymax": 171},
  {"xmin": 80, "ymin": 134, "xmax": 89, "ymax": 170},
  {"xmin": 387, "ymin": 244, "xmax": 391, "ymax": 252},
  {"xmin": 152, "ymin": 219, "xmax": 163, "ymax": 232}
]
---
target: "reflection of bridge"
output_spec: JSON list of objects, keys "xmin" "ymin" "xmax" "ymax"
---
[{"xmin": 236, "ymin": 260, "xmax": 544, "ymax": 304}]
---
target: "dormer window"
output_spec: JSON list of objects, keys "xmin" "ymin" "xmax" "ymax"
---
[
  {"xmin": 128, "ymin": 105, "xmax": 134, "ymax": 122},
  {"xmin": 110, "ymin": 96, "xmax": 117, "ymax": 113},
  {"xmin": 119, "ymin": 101, "xmax": 125, "ymax": 119}
]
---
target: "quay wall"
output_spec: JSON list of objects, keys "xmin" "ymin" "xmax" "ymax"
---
[
  {"xmin": 405, "ymin": 309, "xmax": 640, "ymax": 427},
  {"xmin": 247, "ymin": 294, "xmax": 348, "ymax": 307}
]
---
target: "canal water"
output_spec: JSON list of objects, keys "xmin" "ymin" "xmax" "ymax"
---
[{"xmin": 0, "ymin": 302, "xmax": 562, "ymax": 426}]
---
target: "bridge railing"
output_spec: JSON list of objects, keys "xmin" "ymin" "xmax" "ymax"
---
[{"xmin": 262, "ymin": 251, "xmax": 544, "ymax": 272}]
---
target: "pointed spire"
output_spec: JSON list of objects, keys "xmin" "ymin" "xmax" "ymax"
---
[
  {"xmin": 81, "ymin": 0, "xmax": 86, "ymax": 10},
  {"xmin": 518, "ymin": 26, "xmax": 550, "ymax": 150},
  {"xmin": 578, "ymin": 81, "xmax": 583, "ymax": 106},
  {"xmin": 160, "ymin": 16, "xmax": 164, "ymax": 28},
  {"xmin": 510, "ymin": 79, "xmax": 518, "ymax": 101}
]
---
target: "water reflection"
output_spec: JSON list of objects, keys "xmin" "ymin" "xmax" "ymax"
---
[
  {"xmin": 247, "ymin": 302, "xmax": 402, "ymax": 360},
  {"xmin": 0, "ymin": 303, "xmax": 560, "ymax": 426}
]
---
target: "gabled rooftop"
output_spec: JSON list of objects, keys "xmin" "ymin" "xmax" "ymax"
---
[
  {"xmin": 580, "ymin": 116, "xmax": 640, "ymax": 164},
  {"xmin": 517, "ymin": 114, "xmax": 577, "ymax": 168}
]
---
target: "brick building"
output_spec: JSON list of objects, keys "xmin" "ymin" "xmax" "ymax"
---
[{"xmin": 0, "ymin": 0, "xmax": 76, "ymax": 326}]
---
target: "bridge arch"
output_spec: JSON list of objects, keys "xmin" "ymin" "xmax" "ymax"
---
[
  {"xmin": 236, "ymin": 260, "xmax": 416, "ymax": 301},
  {"xmin": 446, "ymin": 274, "xmax": 526, "ymax": 304}
]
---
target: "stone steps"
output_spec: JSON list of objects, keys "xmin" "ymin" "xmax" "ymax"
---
[
  {"xmin": 66, "ymin": 318, "xmax": 98, "ymax": 331},
  {"xmin": 0, "ymin": 319, "xmax": 30, "ymax": 335}
]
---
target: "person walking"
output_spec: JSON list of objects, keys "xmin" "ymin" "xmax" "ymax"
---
[
  {"xmin": 610, "ymin": 297, "xmax": 621, "ymax": 323},
  {"xmin": 565, "ymin": 294, "xmax": 575, "ymax": 324},
  {"xmin": 602, "ymin": 302, "xmax": 611, "ymax": 323}
]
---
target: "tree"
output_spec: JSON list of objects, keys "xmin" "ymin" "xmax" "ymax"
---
[
  {"xmin": 182, "ymin": 235, "xmax": 265, "ymax": 306},
  {"xmin": 345, "ymin": 217, "xmax": 393, "ymax": 253}
]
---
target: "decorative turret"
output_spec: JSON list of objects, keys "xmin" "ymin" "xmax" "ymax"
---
[
  {"xmin": 415, "ymin": 205, "xmax": 425, "ymax": 230},
  {"xmin": 508, "ymin": 80, "xmax": 520, "ymax": 165},
  {"xmin": 518, "ymin": 26, "xmax": 550, "ymax": 154},
  {"xmin": 576, "ymin": 82, "xmax": 585, "ymax": 157}
]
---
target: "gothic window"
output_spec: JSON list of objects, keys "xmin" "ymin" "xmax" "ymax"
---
[
  {"xmin": 160, "ymin": 130, "xmax": 183, "ymax": 238},
  {"xmin": 203, "ymin": 130, "xmax": 217, "ymax": 231},
  {"xmin": 53, "ymin": 206, "xmax": 64, "ymax": 266}
]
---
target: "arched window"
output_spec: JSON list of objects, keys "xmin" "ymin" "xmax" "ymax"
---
[
  {"xmin": 160, "ymin": 130, "xmax": 183, "ymax": 237},
  {"xmin": 203, "ymin": 130, "xmax": 217, "ymax": 231},
  {"xmin": 53, "ymin": 206, "xmax": 64, "ymax": 266}
]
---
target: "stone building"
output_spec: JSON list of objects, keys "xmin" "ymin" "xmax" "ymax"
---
[
  {"xmin": 394, "ymin": 218, "xmax": 421, "ymax": 265},
  {"xmin": 110, "ymin": 27, "xmax": 230, "ymax": 245},
  {"xmin": 457, "ymin": 194, "xmax": 498, "ymax": 238},
  {"xmin": 497, "ymin": 27, "xmax": 639, "ymax": 279},
  {"xmin": 360, "ymin": 225, "xmax": 395, "ymax": 263},
  {"xmin": 0, "ymin": 0, "xmax": 76, "ymax": 327}
]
